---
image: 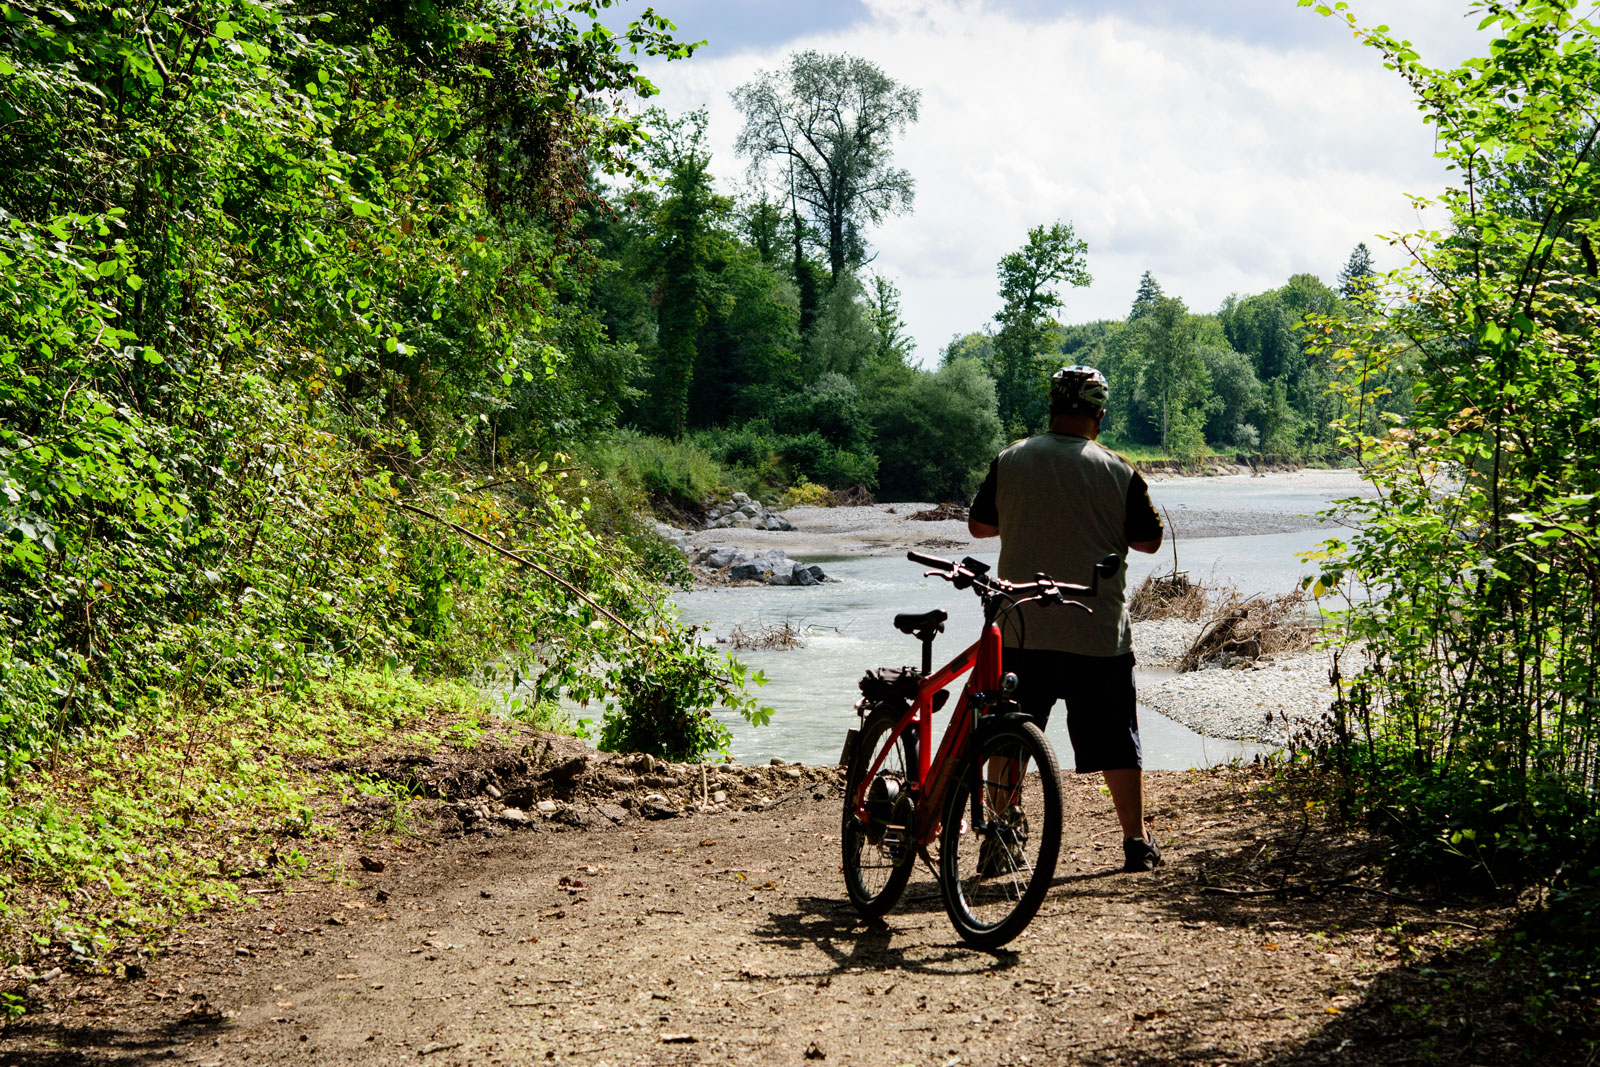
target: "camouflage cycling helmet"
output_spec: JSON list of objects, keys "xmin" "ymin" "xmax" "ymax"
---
[{"xmin": 1050, "ymin": 365, "xmax": 1110, "ymax": 415}]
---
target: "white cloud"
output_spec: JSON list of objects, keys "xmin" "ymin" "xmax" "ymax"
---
[{"xmin": 642, "ymin": 0, "xmax": 1481, "ymax": 363}]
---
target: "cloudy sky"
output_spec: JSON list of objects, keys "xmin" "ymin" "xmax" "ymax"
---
[{"xmin": 618, "ymin": 0, "xmax": 1497, "ymax": 363}]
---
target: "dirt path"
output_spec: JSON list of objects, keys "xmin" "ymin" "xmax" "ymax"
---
[{"xmin": 1, "ymin": 762, "xmax": 1532, "ymax": 1067}]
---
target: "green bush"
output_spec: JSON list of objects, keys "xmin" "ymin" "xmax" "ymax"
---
[
  {"xmin": 869, "ymin": 359, "xmax": 1002, "ymax": 501},
  {"xmin": 772, "ymin": 431, "xmax": 877, "ymax": 489},
  {"xmin": 581, "ymin": 429, "xmax": 726, "ymax": 509},
  {"xmin": 1306, "ymin": 1, "xmax": 1600, "ymax": 884},
  {"xmin": 599, "ymin": 622, "xmax": 769, "ymax": 762},
  {"xmin": 779, "ymin": 478, "xmax": 834, "ymax": 509},
  {"xmin": 0, "ymin": 3, "xmax": 746, "ymax": 778}
]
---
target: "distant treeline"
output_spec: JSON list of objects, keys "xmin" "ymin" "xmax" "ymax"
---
[{"xmin": 590, "ymin": 77, "xmax": 1408, "ymax": 505}]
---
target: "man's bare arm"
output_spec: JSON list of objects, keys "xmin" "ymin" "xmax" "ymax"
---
[
  {"xmin": 969, "ymin": 518, "xmax": 999, "ymax": 539},
  {"xmin": 1129, "ymin": 535, "xmax": 1162, "ymax": 554}
]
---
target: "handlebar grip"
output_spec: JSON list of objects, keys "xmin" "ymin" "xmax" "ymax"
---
[{"xmin": 906, "ymin": 550, "xmax": 952, "ymax": 570}]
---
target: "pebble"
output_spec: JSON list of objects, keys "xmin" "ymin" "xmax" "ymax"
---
[
  {"xmin": 1131, "ymin": 620, "xmax": 1204, "ymax": 668},
  {"xmin": 535, "ymin": 800, "xmax": 558, "ymax": 814}
]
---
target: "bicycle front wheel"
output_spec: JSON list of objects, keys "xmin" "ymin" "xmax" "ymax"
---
[
  {"xmin": 938, "ymin": 718, "xmax": 1062, "ymax": 949},
  {"xmin": 841, "ymin": 707, "xmax": 917, "ymax": 918}
]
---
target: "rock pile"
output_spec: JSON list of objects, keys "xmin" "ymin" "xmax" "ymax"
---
[
  {"xmin": 703, "ymin": 492, "xmax": 793, "ymax": 531},
  {"xmin": 690, "ymin": 545, "xmax": 833, "ymax": 586},
  {"xmin": 413, "ymin": 734, "xmax": 846, "ymax": 830},
  {"xmin": 653, "ymin": 523, "xmax": 689, "ymax": 552}
]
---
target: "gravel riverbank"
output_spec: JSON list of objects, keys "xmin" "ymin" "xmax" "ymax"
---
[
  {"xmin": 680, "ymin": 468, "xmax": 1374, "ymax": 561},
  {"xmin": 1134, "ymin": 619, "xmax": 1337, "ymax": 746}
]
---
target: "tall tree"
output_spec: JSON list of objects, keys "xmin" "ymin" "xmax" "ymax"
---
[
  {"xmin": 1337, "ymin": 242, "xmax": 1376, "ymax": 299},
  {"xmin": 1131, "ymin": 294, "xmax": 1206, "ymax": 452},
  {"xmin": 865, "ymin": 274, "xmax": 914, "ymax": 365},
  {"xmin": 643, "ymin": 111, "xmax": 731, "ymax": 437},
  {"xmin": 731, "ymin": 51, "xmax": 921, "ymax": 287},
  {"xmin": 991, "ymin": 221, "xmax": 1092, "ymax": 434},
  {"xmin": 1130, "ymin": 270, "xmax": 1166, "ymax": 319}
]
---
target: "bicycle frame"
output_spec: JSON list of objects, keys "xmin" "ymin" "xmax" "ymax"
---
[{"xmin": 850, "ymin": 616, "xmax": 1004, "ymax": 848}]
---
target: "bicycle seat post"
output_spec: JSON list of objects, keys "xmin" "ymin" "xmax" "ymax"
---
[{"xmin": 920, "ymin": 632, "xmax": 935, "ymax": 677}]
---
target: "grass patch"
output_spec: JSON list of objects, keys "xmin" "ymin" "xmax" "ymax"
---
[
  {"xmin": 0, "ymin": 669, "xmax": 490, "ymax": 981},
  {"xmin": 1100, "ymin": 438, "xmax": 1177, "ymax": 463},
  {"xmin": 578, "ymin": 429, "xmax": 740, "ymax": 512}
]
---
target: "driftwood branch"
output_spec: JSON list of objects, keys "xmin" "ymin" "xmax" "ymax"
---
[{"xmin": 393, "ymin": 501, "xmax": 642, "ymax": 641}]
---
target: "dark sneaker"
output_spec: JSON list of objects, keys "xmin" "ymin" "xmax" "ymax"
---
[
  {"xmin": 977, "ymin": 807, "xmax": 1028, "ymax": 876},
  {"xmin": 1122, "ymin": 837, "xmax": 1162, "ymax": 872}
]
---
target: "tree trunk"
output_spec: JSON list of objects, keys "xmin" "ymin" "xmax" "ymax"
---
[{"xmin": 829, "ymin": 209, "xmax": 845, "ymax": 284}]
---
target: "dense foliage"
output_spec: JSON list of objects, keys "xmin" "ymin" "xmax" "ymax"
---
[
  {"xmin": 1306, "ymin": 0, "xmax": 1600, "ymax": 887},
  {"xmin": 0, "ymin": 0, "xmax": 765, "ymax": 769}
]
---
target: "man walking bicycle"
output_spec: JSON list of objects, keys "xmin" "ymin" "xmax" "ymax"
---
[{"xmin": 968, "ymin": 365, "xmax": 1165, "ymax": 872}]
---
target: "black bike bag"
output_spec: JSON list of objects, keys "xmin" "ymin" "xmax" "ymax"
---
[
  {"xmin": 857, "ymin": 668, "xmax": 953, "ymax": 714},
  {"xmin": 858, "ymin": 666, "xmax": 922, "ymax": 704}
]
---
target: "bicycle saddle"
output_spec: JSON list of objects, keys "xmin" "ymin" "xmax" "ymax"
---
[{"xmin": 893, "ymin": 609, "xmax": 948, "ymax": 636}]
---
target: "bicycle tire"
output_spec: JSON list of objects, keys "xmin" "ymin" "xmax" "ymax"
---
[
  {"xmin": 938, "ymin": 717, "xmax": 1062, "ymax": 949},
  {"xmin": 841, "ymin": 707, "xmax": 917, "ymax": 918}
]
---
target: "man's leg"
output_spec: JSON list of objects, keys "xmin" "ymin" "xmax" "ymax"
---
[
  {"xmin": 1062, "ymin": 652, "xmax": 1160, "ymax": 870},
  {"xmin": 987, "ymin": 648, "xmax": 1055, "ymax": 814},
  {"xmin": 1102, "ymin": 768, "xmax": 1146, "ymax": 841}
]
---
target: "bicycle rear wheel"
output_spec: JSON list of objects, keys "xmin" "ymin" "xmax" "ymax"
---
[
  {"xmin": 841, "ymin": 707, "xmax": 917, "ymax": 918},
  {"xmin": 938, "ymin": 718, "xmax": 1062, "ymax": 949}
]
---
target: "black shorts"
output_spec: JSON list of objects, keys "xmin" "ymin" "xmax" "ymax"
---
[{"xmin": 1002, "ymin": 648, "xmax": 1141, "ymax": 774}]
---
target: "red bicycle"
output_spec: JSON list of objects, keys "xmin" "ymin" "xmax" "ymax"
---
[{"xmin": 840, "ymin": 549, "xmax": 1120, "ymax": 949}]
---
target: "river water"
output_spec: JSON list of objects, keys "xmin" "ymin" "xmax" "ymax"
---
[{"xmin": 673, "ymin": 472, "xmax": 1370, "ymax": 769}]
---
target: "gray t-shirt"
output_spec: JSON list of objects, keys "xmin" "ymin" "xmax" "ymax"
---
[{"xmin": 969, "ymin": 434, "xmax": 1161, "ymax": 656}]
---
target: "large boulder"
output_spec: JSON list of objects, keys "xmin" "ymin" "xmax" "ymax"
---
[
  {"xmin": 698, "ymin": 546, "xmax": 747, "ymax": 570},
  {"xmin": 728, "ymin": 549, "xmax": 794, "ymax": 582},
  {"xmin": 703, "ymin": 494, "xmax": 794, "ymax": 532},
  {"xmin": 653, "ymin": 523, "xmax": 689, "ymax": 551},
  {"xmin": 693, "ymin": 544, "xmax": 833, "ymax": 586}
]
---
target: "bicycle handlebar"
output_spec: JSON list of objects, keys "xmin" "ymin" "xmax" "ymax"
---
[{"xmin": 905, "ymin": 549, "xmax": 1121, "ymax": 603}]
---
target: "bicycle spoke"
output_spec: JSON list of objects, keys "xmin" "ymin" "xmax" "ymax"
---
[
  {"xmin": 939, "ymin": 721, "xmax": 1062, "ymax": 949},
  {"xmin": 841, "ymin": 708, "xmax": 917, "ymax": 917}
]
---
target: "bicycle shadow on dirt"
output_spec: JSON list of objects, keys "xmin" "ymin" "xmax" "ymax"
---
[
  {"xmin": 0, "ymin": 1017, "xmax": 229, "ymax": 1067},
  {"xmin": 749, "ymin": 886, "xmax": 1026, "ymax": 979}
]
